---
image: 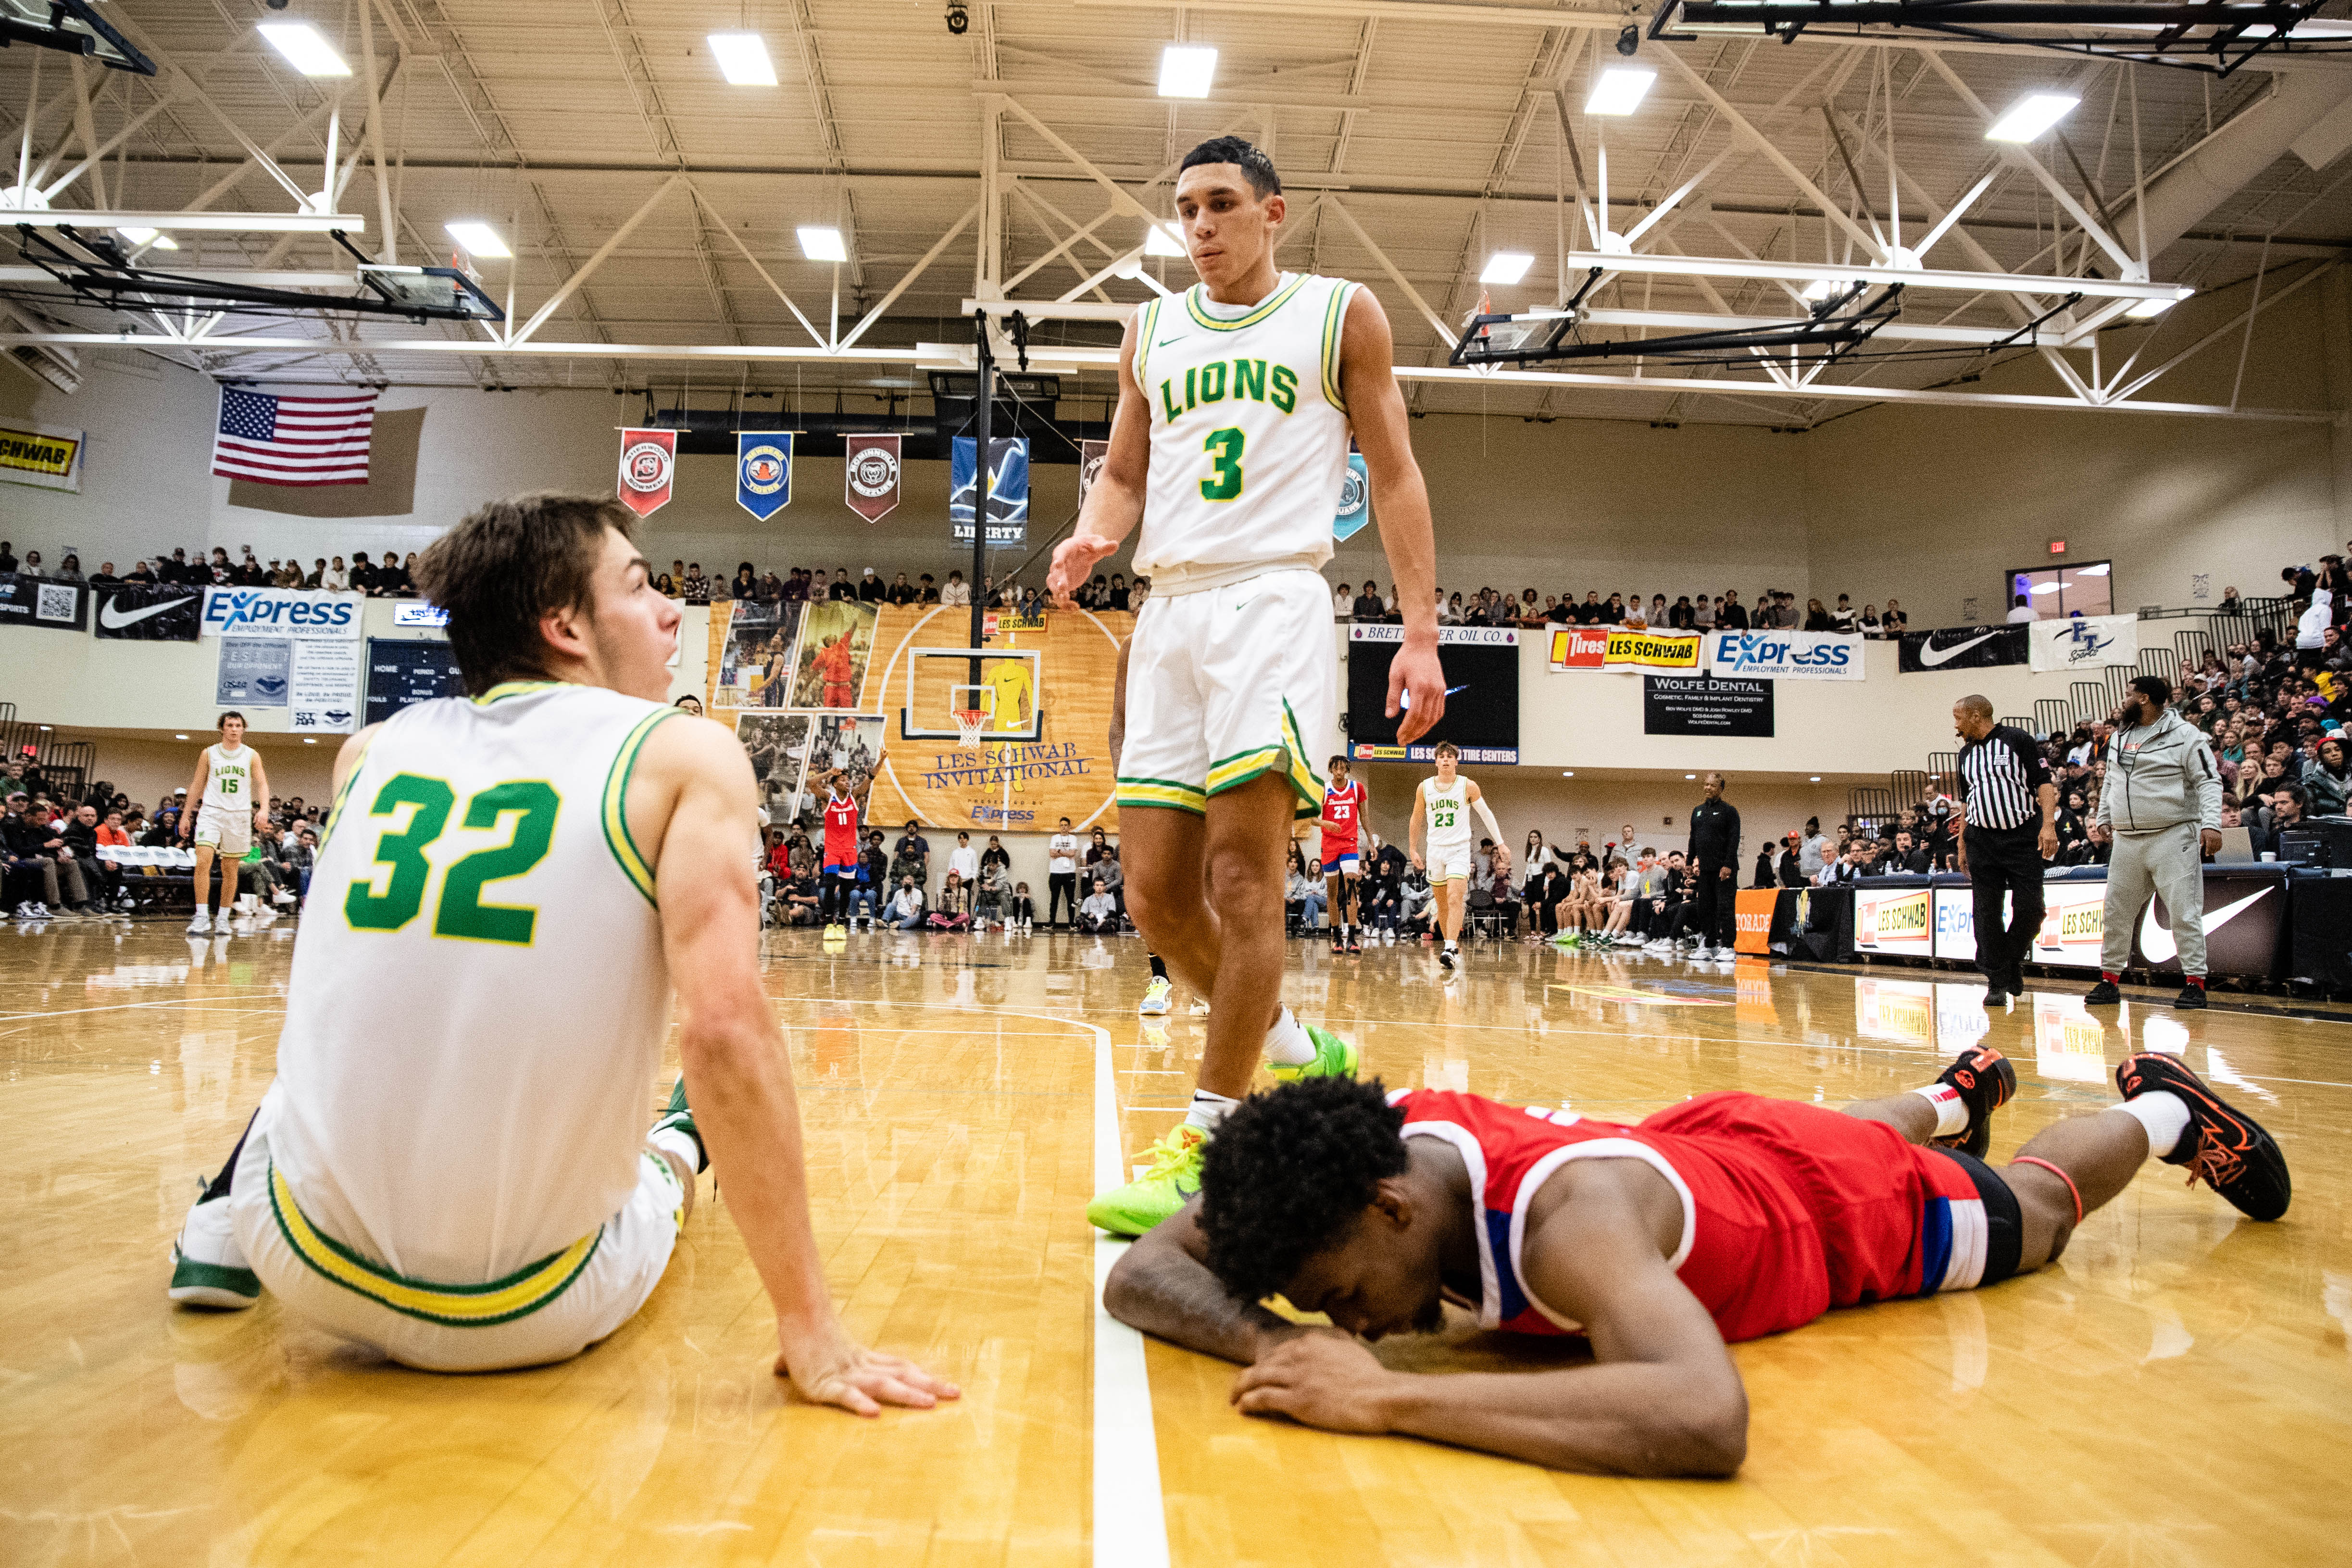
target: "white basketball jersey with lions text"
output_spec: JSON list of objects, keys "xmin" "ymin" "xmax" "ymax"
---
[
  {"xmin": 201, "ymin": 743, "xmax": 254, "ymax": 811},
  {"xmin": 265, "ymin": 682, "xmax": 679, "ymax": 1284},
  {"xmin": 1424, "ymin": 776, "xmax": 1472, "ymax": 854},
  {"xmin": 1131, "ymin": 272, "xmax": 1359, "ymax": 591}
]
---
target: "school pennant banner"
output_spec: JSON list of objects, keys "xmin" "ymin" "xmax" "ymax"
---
[
  {"xmin": 1077, "ymin": 438, "xmax": 1110, "ymax": 511},
  {"xmin": 844, "ymin": 434, "xmax": 902, "ymax": 523},
  {"xmin": 616, "ymin": 427, "xmax": 676, "ymax": 517},
  {"xmin": 737, "ymin": 431, "xmax": 793, "ymax": 521},
  {"xmin": 1332, "ymin": 451, "xmax": 1371, "ymax": 541}
]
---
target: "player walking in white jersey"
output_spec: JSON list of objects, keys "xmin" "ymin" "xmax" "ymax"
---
[
  {"xmin": 164, "ymin": 494, "xmax": 955, "ymax": 1414},
  {"xmin": 178, "ymin": 711, "xmax": 269, "ymax": 935},
  {"xmin": 1049, "ymin": 136, "xmax": 1444, "ymax": 1236},
  {"xmin": 1410, "ymin": 741, "xmax": 1504, "ymax": 970}
]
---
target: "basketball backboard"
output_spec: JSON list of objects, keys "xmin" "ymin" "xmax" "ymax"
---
[
  {"xmin": 358, "ymin": 264, "xmax": 505, "ymax": 323},
  {"xmin": 899, "ymin": 646, "xmax": 1044, "ymax": 742}
]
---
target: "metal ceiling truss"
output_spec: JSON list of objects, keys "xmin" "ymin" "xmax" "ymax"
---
[
  {"xmin": 0, "ymin": 4, "xmax": 2340, "ymax": 425},
  {"xmin": 1653, "ymin": 0, "xmax": 2349, "ymax": 77}
]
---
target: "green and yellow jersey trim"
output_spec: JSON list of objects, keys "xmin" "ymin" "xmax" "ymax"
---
[
  {"xmin": 1320, "ymin": 280, "xmax": 1354, "ymax": 412},
  {"xmin": 471, "ymin": 679, "xmax": 565, "ymax": 707},
  {"xmin": 1133, "ymin": 296, "xmax": 1167, "ymax": 400},
  {"xmin": 1183, "ymin": 273, "xmax": 1313, "ymax": 333},
  {"xmin": 1115, "ymin": 774, "xmax": 1209, "ymax": 815},
  {"xmin": 268, "ymin": 1162, "xmax": 598, "ymax": 1327},
  {"xmin": 602, "ymin": 707, "xmax": 678, "ymax": 907},
  {"xmin": 1202, "ymin": 702, "xmax": 1328, "ymax": 818}
]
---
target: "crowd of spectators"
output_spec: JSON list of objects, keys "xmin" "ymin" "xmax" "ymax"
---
[
  {"xmin": 1332, "ymin": 577, "xmax": 1909, "ymax": 637},
  {"xmin": 0, "ymin": 538, "xmax": 1149, "ymax": 621},
  {"xmin": 755, "ymin": 815, "xmax": 1129, "ymax": 935},
  {"xmin": 1, "ymin": 759, "xmax": 324, "ymax": 922}
]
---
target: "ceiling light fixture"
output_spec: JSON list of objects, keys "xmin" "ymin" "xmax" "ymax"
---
[
  {"xmin": 1480, "ymin": 252, "xmax": 1535, "ymax": 285},
  {"xmin": 1810, "ymin": 776, "xmax": 1822, "ymax": 782},
  {"xmin": 1801, "ymin": 278, "xmax": 1847, "ymax": 302},
  {"xmin": 797, "ymin": 226, "xmax": 848, "ymax": 263},
  {"xmin": 2125, "ymin": 296, "xmax": 2177, "ymax": 319},
  {"xmin": 1562, "ymin": 249, "xmax": 2187, "ymax": 304},
  {"xmin": 258, "ymin": 23, "xmax": 352, "ymax": 77},
  {"xmin": 1158, "ymin": 44, "xmax": 1217, "ymax": 98},
  {"xmin": 2078, "ymin": 563, "xmax": 2112, "ymax": 576},
  {"xmin": 1986, "ymin": 92, "xmax": 2079, "ymax": 143},
  {"xmin": 1585, "ymin": 66, "xmax": 1656, "ymax": 117},
  {"xmin": 444, "ymin": 221, "xmax": 510, "ymax": 259},
  {"xmin": 1144, "ymin": 222, "xmax": 1186, "ymax": 257},
  {"xmin": 1685, "ymin": 773, "xmax": 1697, "ymax": 780},
  {"xmin": 707, "ymin": 32, "xmax": 777, "ymax": 86},
  {"xmin": 117, "ymin": 226, "xmax": 178, "ymax": 251}
]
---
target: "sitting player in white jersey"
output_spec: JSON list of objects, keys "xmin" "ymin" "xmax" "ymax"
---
[
  {"xmin": 1104, "ymin": 1047, "xmax": 2289, "ymax": 1475},
  {"xmin": 164, "ymin": 493, "xmax": 955, "ymax": 1414},
  {"xmin": 178, "ymin": 712, "xmax": 269, "ymax": 935},
  {"xmin": 1410, "ymin": 742, "xmax": 1504, "ymax": 970},
  {"xmin": 1317, "ymin": 754, "xmax": 1366, "ymax": 954},
  {"xmin": 1050, "ymin": 135, "xmax": 1446, "ymax": 1237}
]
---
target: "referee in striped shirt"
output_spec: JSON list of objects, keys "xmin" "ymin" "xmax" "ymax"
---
[{"xmin": 1951, "ymin": 695, "xmax": 2058, "ymax": 1005}]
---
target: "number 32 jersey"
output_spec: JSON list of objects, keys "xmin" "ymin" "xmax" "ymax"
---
[
  {"xmin": 1131, "ymin": 272, "xmax": 1360, "ymax": 592},
  {"xmin": 267, "ymin": 681, "xmax": 681, "ymax": 1284}
]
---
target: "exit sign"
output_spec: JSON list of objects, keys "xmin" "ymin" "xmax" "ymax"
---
[{"xmin": 2049, "ymin": 540, "xmax": 2067, "ymax": 554}]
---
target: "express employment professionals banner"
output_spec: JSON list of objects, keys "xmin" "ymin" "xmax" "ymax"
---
[
  {"xmin": 2029, "ymin": 614, "xmax": 2138, "ymax": 674},
  {"xmin": 0, "ymin": 418, "xmax": 84, "ymax": 492},
  {"xmin": 1702, "ymin": 628, "xmax": 1863, "ymax": 681},
  {"xmin": 200, "ymin": 587, "xmax": 362, "ymax": 733},
  {"xmin": 0, "ymin": 573, "xmax": 88, "ymax": 632},
  {"xmin": 93, "ymin": 583, "xmax": 202, "ymax": 641},
  {"xmin": 1900, "ymin": 625, "xmax": 2028, "ymax": 674}
]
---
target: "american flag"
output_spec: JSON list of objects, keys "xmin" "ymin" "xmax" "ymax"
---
[{"xmin": 210, "ymin": 388, "xmax": 378, "ymax": 486}]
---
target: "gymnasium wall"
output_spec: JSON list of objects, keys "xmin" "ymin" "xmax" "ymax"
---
[{"xmin": 4, "ymin": 277, "xmax": 2344, "ymax": 637}]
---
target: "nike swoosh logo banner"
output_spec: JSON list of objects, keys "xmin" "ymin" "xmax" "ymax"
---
[
  {"xmin": 93, "ymin": 589, "xmax": 201, "ymax": 641},
  {"xmin": 2135, "ymin": 884, "xmax": 2277, "ymax": 982},
  {"xmin": 1899, "ymin": 624, "xmax": 2028, "ymax": 674}
]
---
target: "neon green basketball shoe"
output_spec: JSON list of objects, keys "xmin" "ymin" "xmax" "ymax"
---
[
  {"xmin": 1269, "ymin": 1023, "xmax": 1358, "ymax": 1083},
  {"xmin": 1086, "ymin": 1124, "xmax": 1208, "ymax": 1237}
]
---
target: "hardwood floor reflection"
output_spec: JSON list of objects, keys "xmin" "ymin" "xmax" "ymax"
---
[{"xmin": 2, "ymin": 921, "xmax": 2346, "ymax": 1566}]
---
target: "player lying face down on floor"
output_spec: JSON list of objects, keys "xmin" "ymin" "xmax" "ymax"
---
[{"xmin": 1101, "ymin": 1063, "xmax": 2288, "ymax": 1477}]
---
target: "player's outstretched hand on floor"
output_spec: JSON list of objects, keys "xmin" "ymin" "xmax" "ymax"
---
[
  {"xmin": 1231, "ymin": 1332, "xmax": 1396, "ymax": 1436},
  {"xmin": 776, "ymin": 1315, "xmax": 962, "ymax": 1417}
]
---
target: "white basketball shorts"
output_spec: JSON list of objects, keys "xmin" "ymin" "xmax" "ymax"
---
[
  {"xmin": 1116, "ymin": 567, "xmax": 1338, "ymax": 820},
  {"xmin": 192, "ymin": 803, "xmax": 252, "ymax": 856},
  {"xmin": 229, "ymin": 1084, "xmax": 686, "ymax": 1372},
  {"xmin": 1425, "ymin": 845, "xmax": 1473, "ymax": 884}
]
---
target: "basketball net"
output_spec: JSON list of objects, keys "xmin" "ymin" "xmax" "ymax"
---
[{"xmin": 954, "ymin": 708, "xmax": 988, "ymax": 748}]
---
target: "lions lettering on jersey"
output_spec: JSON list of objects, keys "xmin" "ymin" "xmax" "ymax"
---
[{"xmin": 1155, "ymin": 358, "xmax": 1301, "ymax": 425}]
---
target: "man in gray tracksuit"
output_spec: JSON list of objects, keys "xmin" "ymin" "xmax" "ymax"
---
[{"xmin": 2086, "ymin": 674, "xmax": 2224, "ymax": 1010}]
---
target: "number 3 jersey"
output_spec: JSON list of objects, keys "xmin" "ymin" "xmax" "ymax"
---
[
  {"xmin": 1131, "ymin": 272, "xmax": 1359, "ymax": 593},
  {"xmin": 267, "ymin": 681, "xmax": 681, "ymax": 1284}
]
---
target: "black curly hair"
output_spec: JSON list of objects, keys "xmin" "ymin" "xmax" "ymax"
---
[
  {"xmin": 1178, "ymin": 136, "xmax": 1282, "ymax": 199},
  {"xmin": 1198, "ymin": 1077, "xmax": 1409, "ymax": 1305}
]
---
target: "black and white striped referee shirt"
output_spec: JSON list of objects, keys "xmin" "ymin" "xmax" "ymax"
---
[{"xmin": 1957, "ymin": 724, "xmax": 2051, "ymax": 831}]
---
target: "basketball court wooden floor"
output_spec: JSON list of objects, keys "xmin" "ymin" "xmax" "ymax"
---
[{"xmin": 4, "ymin": 922, "xmax": 2349, "ymax": 1567}]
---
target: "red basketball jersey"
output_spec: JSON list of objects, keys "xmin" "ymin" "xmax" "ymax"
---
[
  {"xmin": 1322, "ymin": 780, "xmax": 1363, "ymax": 853},
  {"xmin": 1389, "ymin": 1087, "xmax": 1986, "ymax": 1344},
  {"xmin": 822, "ymin": 794, "xmax": 860, "ymax": 865}
]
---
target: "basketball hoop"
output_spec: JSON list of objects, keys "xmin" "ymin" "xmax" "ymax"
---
[{"xmin": 954, "ymin": 708, "xmax": 988, "ymax": 747}]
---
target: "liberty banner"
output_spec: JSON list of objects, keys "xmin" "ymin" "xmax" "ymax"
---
[
  {"xmin": 616, "ymin": 427, "xmax": 676, "ymax": 518},
  {"xmin": 736, "ymin": 432, "xmax": 792, "ymax": 520},
  {"xmin": 951, "ymin": 436, "xmax": 1029, "ymax": 545},
  {"xmin": 844, "ymin": 434, "xmax": 902, "ymax": 522},
  {"xmin": 1332, "ymin": 451, "xmax": 1370, "ymax": 541}
]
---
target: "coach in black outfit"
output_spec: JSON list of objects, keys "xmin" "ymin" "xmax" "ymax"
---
[
  {"xmin": 1685, "ymin": 772, "xmax": 1741, "ymax": 953},
  {"xmin": 1951, "ymin": 695, "xmax": 2058, "ymax": 1005}
]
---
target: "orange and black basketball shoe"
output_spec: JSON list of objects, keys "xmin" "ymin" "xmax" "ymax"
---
[
  {"xmin": 1933, "ymin": 1045, "xmax": 2016, "ymax": 1161},
  {"xmin": 2115, "ymin": 1052, "xmax": 2291, "ymax": 1221}
]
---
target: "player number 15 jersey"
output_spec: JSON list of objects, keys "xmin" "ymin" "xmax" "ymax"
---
[{"xmin": 1131, "ymin": 273, "xmax": 1359, "ymax": 592}]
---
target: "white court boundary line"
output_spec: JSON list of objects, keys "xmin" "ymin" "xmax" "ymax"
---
[{"xmin": 763, "ymin": 994, "xmax": 1169, "ymax": 1567}]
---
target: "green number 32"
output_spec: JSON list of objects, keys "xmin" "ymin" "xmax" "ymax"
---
[
  {"xmin": 1200, "ymin": 426, "xmax": 1245, "ymax": 502},
  {"xmin": 345, "ymin": 773, "xmax": 559, "ymax": 945}
]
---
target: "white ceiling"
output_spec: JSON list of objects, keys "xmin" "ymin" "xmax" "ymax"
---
[{"xmin": 1, "ymin": 1, "xmax": 2346, "ymax": 425}]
